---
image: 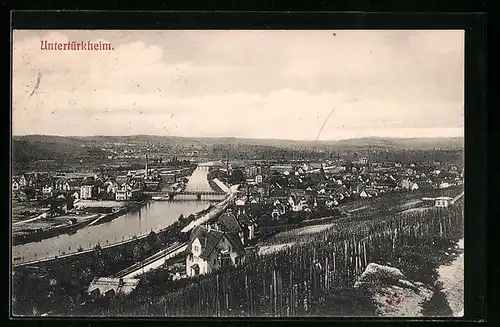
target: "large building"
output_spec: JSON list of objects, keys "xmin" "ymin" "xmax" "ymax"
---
[{"xmin": 80, "ymin": 185, "xmax": 98, "ymax": 200}]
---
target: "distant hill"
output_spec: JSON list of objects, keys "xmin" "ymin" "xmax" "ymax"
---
[
  {"xmin": 331, "ymin": 137, "xmax": 464, "ymax": 151},
  {"xmin": 12, "ymin": 134, "xmax": 463, "ymax": 168},
  {"xmin": 13, "ymin": 134, "xmax": 463, "ymax": 150},
  {"xmin": 12, "ymin": 137, "xmax": 108, "ymax": 167}
]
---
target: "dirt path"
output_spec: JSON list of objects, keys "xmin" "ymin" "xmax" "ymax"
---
[{"xmin": 437, "ymin": 238, "xmax": 464, "ymax": 317}]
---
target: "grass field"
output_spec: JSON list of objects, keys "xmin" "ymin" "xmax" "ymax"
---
[
  {"xmin": 75, "ymin": 200, "xmax": 126, "ymax": 208},
  {"xmin": 11, "ymin": 201, "xmax": 51, "ymax": 222}
]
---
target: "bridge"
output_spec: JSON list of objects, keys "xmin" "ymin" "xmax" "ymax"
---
[
  {"xmin": 145, "ymin": 164, "xmax": 229, "ymax": 201},
  {"xmin": 144, "ymin": 190, "xmax": 227, "ymax": 201}
]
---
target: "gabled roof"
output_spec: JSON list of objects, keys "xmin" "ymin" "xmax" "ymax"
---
[
  {"xmin": 186, "ymin": 226, "xmax": 245, "ymax": 259},
  {"xmin": 87, "ymin": 277, "xmax": 140, "ymax": 296},
  {"xmin": 186, "ymin": 226, "xmax": 225, "ymax": 260},
  {"xmin": 224, "ymin": 232, "xmax": 245, "ymax": 255},
  {"xmin": 218, "ymin": 212, "xmax": 243, "ymax": 233},
  {"xmin": 67, "ymin": 180, "xmax": 82, "ymax": 187}
]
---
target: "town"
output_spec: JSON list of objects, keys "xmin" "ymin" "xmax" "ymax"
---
[
  {"xmin": 11, "ymin": 28, "xmax": 469, "ymax": 318},
  {"xmin": 11, "ymin": 135, "xmax": 464, "ymax": 317}
]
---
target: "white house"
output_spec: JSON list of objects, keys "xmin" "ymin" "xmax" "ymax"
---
[
  {"xmin": 185, "ymin": 226, "xmax": 246, "ymax": 277},
  {"xmin": 115, "ymin": 190, "xmax": 128, "ymax": 201},
  {"xmin": 80, "ymin": 185, "xmax": 97, "ymax": 200},
  {"xmin": 439, "ymin": 182, "xmax": 451, "ymax": 189},
  {"xmin": 255, "ymin": 175, "xmax": 263, "ymax": 184},
  {"xmin": 42, "ymin": 185, "xmax": 53, "ymax": 196},
  {"xmin": 12, "ymin": 180, "xmax": 19, "ymax": 191},
  {"xmin": 19, "ymin": 175, "xmax": 27, "ymax": 187},
  {"xmin": 435, "ymin": 196, "xmax": 453, "ymax": 208},
  {"xmin": 271, "ymin": 208, "xmax": 282, "ymax": 219}
]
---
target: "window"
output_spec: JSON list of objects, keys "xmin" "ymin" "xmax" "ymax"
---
[
  {"xmin": 220, "ymin": 251, "xmax": 231, "ymax": 267},
  {"xmin": 213, "ymin": 258, "xmax": 216, "ymax": 265},
  {"xmin": 194, "ymin": 246, "xmax": 199, "ymax": 252}
]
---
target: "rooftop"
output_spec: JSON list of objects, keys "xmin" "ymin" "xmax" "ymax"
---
[{"xmin": 87, "ymin": 277, "xmax": 140, "ymax": 296}]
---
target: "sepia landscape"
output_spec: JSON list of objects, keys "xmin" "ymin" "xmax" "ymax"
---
[{"xmin": 11, "ymin": 30, "xmax": 464, "ymax": 317}]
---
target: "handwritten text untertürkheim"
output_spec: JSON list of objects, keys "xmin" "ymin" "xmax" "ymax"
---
[{"xmin": 40, "ymin": 40, "xmax": 114, "ymax": 51}]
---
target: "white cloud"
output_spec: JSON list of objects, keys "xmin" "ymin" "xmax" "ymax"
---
[{"xmin": 12, "ymin": 30, "xmax": 464, "ymax": 139}]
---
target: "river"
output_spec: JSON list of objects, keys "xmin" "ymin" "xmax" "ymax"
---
[
  {"xmin": 12, "ymin": 163, "xmax": 222, "ymax": 263},
  {"xmin": 12, "ymin": 200, "xmax": 212, "ymax": 263}
]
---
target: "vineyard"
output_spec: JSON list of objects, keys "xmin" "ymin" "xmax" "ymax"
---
[{"xmin": 101, "ymin": 202, "xmax": 463, "ymax": 317}]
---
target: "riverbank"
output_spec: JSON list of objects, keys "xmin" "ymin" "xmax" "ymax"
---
[
  {"xmin": 12, "ymin": 201, "xmax": 145, "ymax": 247},
  {"xmin": 12, "ymin": 214, "xmax": 100, "ymax": 247},
  {"xmin": 11, "ymin": 198, "xmax": 224, "ymax": 316}
]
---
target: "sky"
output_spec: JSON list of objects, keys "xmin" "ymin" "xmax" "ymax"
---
[{"xmin": 12, "ymin": 30, "xmax": 464, "ymax": 140}]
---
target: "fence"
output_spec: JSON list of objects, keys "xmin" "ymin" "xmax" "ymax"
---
[{"xmin": 106, "ymin": 203, "xmax": 463, "ymax": 317}]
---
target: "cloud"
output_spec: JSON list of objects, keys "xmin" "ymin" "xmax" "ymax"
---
[{"xmin": 12, "ymin": 30, "xmax": 464, "ymax": 139}]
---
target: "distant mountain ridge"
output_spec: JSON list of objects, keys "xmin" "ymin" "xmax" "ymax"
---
[{"xmin": 13, "ymin": 134, "xmax": 464, "ymax": 151}]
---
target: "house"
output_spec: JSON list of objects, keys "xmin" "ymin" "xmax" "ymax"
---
[
  {"xmin": 115, "ymin": 189, "xmax": 128, "ymax": 201},
  {"xmin": 71, "ymin": 191, "xmax": 80, "ymax": 200},
  {"xmin": 54, "ymin": 179, "xmax": 65, "ymax": 191},
  {"xmin": 435, "ymin": 196, "xmax": 453, "ymax": 208},
  {"xmin": 163, "ymin": 173, "xmax": 176, "ymax": 184},
  {"xmin": 42, "ymin": 185, "xmax": 53, "ymax": 197},
  {"xmin": 411, "ymin": 182, "xmax": 419, "ymax": 191},
  {"xmin": 236, "ymin": 212, "xmax": 256, "ymax": 242},
  {"xmin": 400, "ymin": 179, "xmax": 413, "ymax": 191},
  {"xmin": 359, "ymin": 157, "xmax": 368, "ymax": 165},
  {"xmin": 12, "ymin": 180, "xmax": 19, "ymax": 192},
  {"xmin": 103, "ymin": 180, "xmax": 119, "ymax": 194},
  {"xmin": 235, "ymin": 199, "xmax": 246, "ymax": 213},
  {"xmin": 185, "ymin": 225, "xmax": 245, "ymax": 277},
  {"xmin": 421, "ymin": 197, "xmax": 435, "ymax": 206},
  {"xmin": 246, "ymin": 166, "xmax": 259, "ymax": 178},
  {"xmin": 291, "ymin": 197, "xmax": 310, "ymax": 211},
  {"xmin": 19, "ymin": 175, "xmax": 27, "ymax": 187},
  {"xmin": 217, "ymin": 209, "xmax": 257, "ymax": 246},
  {"xmin": 87, "ymin": 277, "xmax": 140, "ymax": 298},
  {"xmin": 217, "ymin": 211, "xmax": 245, "ymax": 244},
  {"xmin": 115, "ymin": 182, "xmax": 141, "ymax": 201},
  {"xmin": 65, "ymin": 180, "xmax": 81, "ymax": 191},
  {"xmin": 271, "ymin": 208, "xmax": 282, "ymax": 219},
  {"xmin": 115, "ymin": 175, "xmax": 130, "ymax": 186},
  {"xmin": 255, "ymin": 175, "xmax": 263, "ymax": 184},
  {"xmin": 439, "ymin": 182, "xmax": 451, "ymax": 189},
  {"xmin": 80, "ymin": 185, "xmax": 98, "ymax": 200},
  {"xmin": 50, "ymin": 196, "xmax": 72, "ymax": 212}
]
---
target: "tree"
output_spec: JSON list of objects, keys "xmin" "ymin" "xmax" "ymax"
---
[
  {"xmin": 23, "ymin": 187, "xmax": 37, "ymax": 201},
  {"xmin": 230, "ymin": 168, "xmax": 245, "ymax": 184}
]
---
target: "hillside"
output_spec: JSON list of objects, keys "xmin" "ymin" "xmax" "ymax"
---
[
  {"xmin": 12, "ymin": 139, "xmax": 108, "ymax": 166},
  {"xmin": 13, "ymin": 135, "xmax": 464, "ymax": 151},
  {"xmin": 332, "ymin": 137, "xmax": 464, "ymax": 151},
  {"xmin": 11, "ymin": 135, "xmax": 463, "ymax": 170}
]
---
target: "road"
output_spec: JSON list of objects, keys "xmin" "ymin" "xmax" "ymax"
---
[{"xmin": 112, "ymin": 242, "xmax": 188, "ymax": 279}]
